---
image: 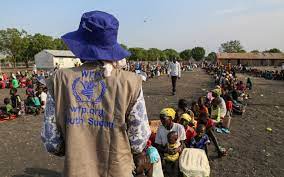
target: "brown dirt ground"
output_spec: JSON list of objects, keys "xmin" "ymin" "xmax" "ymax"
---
[{"xmin": 0, "ymin": 69, "xmax": 283, "ymax": 177}]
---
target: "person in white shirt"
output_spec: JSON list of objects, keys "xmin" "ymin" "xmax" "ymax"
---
[
  {"xmin": 168, "ymin": 58, "xmax": 181, "ymax": 95},
  {"xmin": 155, "ymin": 108, "xmax": 186, "ymax": 156}
]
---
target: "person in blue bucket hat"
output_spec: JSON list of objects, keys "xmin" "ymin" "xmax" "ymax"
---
[{"xmin": 41, "ymin": 11, "xmax": 151, "ymax": 177}]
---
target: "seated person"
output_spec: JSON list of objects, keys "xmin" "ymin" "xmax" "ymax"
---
[
  {"xmin": 26, "ymin": 78, "xmax": 33, "ymax": 88},
  {"xmin": 175, "ymin": 99, "xmax": 195, "ymax": 123},
  {"xmin": 11, "ymin": 75, "xmax": 19, "ymax": 88},
  {"xmin": 146, "ymin": 145, "xmax": 164, "ymax": 177},
  {"xmin": 26, "ymin": 85, "xmax": 34, "ymax": 95},
  {"xmin": 154, "ymin": 108, "xmax": 186, "ymax": 156},
  {"xmin": 210, "ymin": 98, "xmax": 222, "ymax": 124},
  {"xmin": 2, "ymin": 98, "xmax": 18, "ymax": 116},
  {"xmin": 198, "ymin": 96, "xmax": 209, "ymax": 115},
  {"xmin": 0, "ymin": 78, "xmax": 6, "ymax": 89},
  {"xmin": 246, "ymin": 78, "xmax": 252, "ymax": 90},
  {"xmin": 133, "ymin": 152, "xmax": 153, "ymax": 177},
  {"xmin": 38, "ymin": 87, "xmax": 48, "ymax": 109},
  {"xmin": 20, "ymin": 76, "xmax": 27, "ymax": 88},
  {"xmin": 191, "ymin": 101, "xmax": 200, "ymax": 119},
  {"xmin": 179, "ymin": 113, "xmax": 197, "ymax": 147},
  {"xmin": 154, "ymin": 108, "xmax": 185, "ymax": 177},
  {"xmin": 236, "ymin": 81, "xmax": 246, "ymax": 93},
  {"xmin": 198, "ymin": 112, "xmax": 227, "ymax": 158},
  {"xmin": 189, "ymin": 124, "xmax": 210, "ymax": 157},
  {"xmin": 26, "ymin": 91, "xmax": 41, "ymax": 115},
  {"xmin": 10, "ymin": 88, "xmax": 22, "ymax": 109},
  {"xmin": 211, "ymin": 93, "xmax": 227, "ymax": 120}
]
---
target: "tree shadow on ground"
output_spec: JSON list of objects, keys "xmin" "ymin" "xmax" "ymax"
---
[{"xmin": 13, "ymin": 168, "xmax": 61, "ymax": 177}]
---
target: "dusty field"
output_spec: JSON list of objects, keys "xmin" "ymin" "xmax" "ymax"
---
[{"xmin": 0, "ymin": 69, "xmax": 283, "ymax": 177}]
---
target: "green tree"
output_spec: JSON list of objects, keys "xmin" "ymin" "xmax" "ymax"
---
[
  {"xmin": 179, "ymin": 49, "xmax": 192, "ymax": 60},
  {"xmin": 147, "ymin": 48, "xmax": 162, "ymax": 61},
  {"xmin": 251, "ymin": 50, "xmax": 260, "ymax": 53},
  {"xmin": 19, "ymin": 35, "xmax": 34, "ymax": 67},
  {"xmin": 191, "ymin": 47, "xmax": 205, "ymax": 61},
  {"xmin": 163, "ymin": 49, "xmax": 179, "ymax": 60},
  {"xmin": 53, "ymin": 38, "xmax": 68, "ymax": 50},
  {"xmin": 128, "ymin": 48, "xmax": 147, "ymax": 61},
  {"xmin": 264, "ymin": 48, "xmax": 282, "ymax": 53},
  {"xmin": 220, "ymin": 40, "xmax": 245, "ymax": 53},
  {"xmin": 206, "ymin": 52, "xmax": 217, "ymax": 62},
  {"xmin": 0, "ymin": 28, "xmax": 28, "ymax": 67}
]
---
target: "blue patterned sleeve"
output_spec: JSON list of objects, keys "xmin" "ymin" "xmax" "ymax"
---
[
  {"xmin": 127, "ymin": 88, "xmax": 151, "ymax": 154},
  {"xmin": 41, "ymin": 92, "xmax": 65, "ymax": 156}
]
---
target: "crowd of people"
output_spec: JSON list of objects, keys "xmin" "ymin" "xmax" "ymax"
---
[
  {"xmin": 0, "ymin": 61, "xmax": 253, "ymax": 176},
  {"xmin": 126, "ymin": 60, "xmax": 196, "ymax": 81},
  {"xmin": 134, "ymin": 63, "xmax": 252, "ymax": 177},
  {"xmin": 0, "ymin": 70, "xmax": 48, "ymax": 119},
  {"xmin": 243, "ymin": 67, "xmax": 284, "ymax": 80}
]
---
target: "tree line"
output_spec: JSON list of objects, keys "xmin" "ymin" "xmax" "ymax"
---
[
  {"xmin": 0, "ymin": 28, "xmax": 68, "ymax": 67},
  {"xmin": 0, "ymin": 28, "xmax": 282, "ymax": 68}
]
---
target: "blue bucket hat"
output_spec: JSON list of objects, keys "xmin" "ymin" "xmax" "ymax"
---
[{"xmin": 61, "ymin": 11, "xmax": 131, "ymax": 61}]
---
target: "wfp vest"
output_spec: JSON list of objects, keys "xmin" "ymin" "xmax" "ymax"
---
[{"xmin": 48, "ymin": 63, "xmax": 142, "ymax": 177}]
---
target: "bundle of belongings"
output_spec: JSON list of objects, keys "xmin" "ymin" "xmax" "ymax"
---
[{"xmin": 179, "ymin": 148, "xmax": 210, "ymax": 177}]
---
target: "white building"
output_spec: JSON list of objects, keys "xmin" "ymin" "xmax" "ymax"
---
[{"xmin": 34, "ymin": 50, "xmax": 81, "ymax": 69}]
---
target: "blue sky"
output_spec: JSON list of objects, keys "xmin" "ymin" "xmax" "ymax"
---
[{"xmin": 0, "ymin": 0, "xmax": 284, "ymax": 53}]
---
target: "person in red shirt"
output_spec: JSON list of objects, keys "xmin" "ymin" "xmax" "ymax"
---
[
  {"xmin": 2, "ymin": 72, "xmax": 8, "ymax": 81},
  {"xmin": 198, "ymin": 96, "xmax": 209, "ymax": 115},
  {"xmin": 179, "ymin": 113, "xmax": 197, "ymax": 147},
  {"xmin": 20, "ymin": 76, "xmax": 27, "ymax": 88},
  {"xmin": 0, "ymin": 78, "xmax": 6, "ymax": 89}
]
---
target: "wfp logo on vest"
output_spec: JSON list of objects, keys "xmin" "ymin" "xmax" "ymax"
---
[{"xmin": 72, "ymin": 70, "xmax": 107, "ymax": 105}]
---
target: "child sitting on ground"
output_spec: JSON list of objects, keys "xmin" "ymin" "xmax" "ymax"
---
[
  {"xmin": 198, "ymin": 96, "xmax": 209, "ymax": 115},
  {"xmin": 2, "ymin": 98, "xmax": 18, "ymax": 117},
  {"xmin": 179, "ymin": 113, "xmax": 197, "ymax": 147},
  {"xmin": 198, "ymin": 112, "xmax": 227, "ymax": 158},
  {"xmin": 26, "ymin": 90, "xmax": 41, "ymax": 115},
  {"xmin": 10, "ymin": 88, "xmax": 22, "ymax": 110},
  {"xmin": 191, "ymin": 101, "xmax": 200, "ymax": 118},
  {"xmin": 175, "ymin": 99, "xmax": 195, "ymax": 123},
  {"xmin": 189, "ymin": 124, "xmax": 210, "ymax": 157}
]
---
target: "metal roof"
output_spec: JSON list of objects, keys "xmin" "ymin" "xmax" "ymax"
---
[
  {"xmin": 44, "ymin": 50, "xmax": 76, "ymax": 58},
  {"xmin": 217, "ymin": 53, "xmax": 284, "ymax": 60}
]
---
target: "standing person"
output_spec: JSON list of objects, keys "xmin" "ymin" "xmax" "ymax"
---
[
  {"xmin": 41, "ymin": 11, "xmax": 151, "ymax": 177},
  {"xmin": 168, "ymin": 58, "xmax": 181, "ymax": 95}
]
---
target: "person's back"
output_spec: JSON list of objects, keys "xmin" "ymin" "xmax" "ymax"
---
[
  {"xmin": 33, "ymin": 96, "xmax": 41, "ymax": 107},
  {"xmin": 41, "ymin": 11, "xmax": 151, "ymax": 177},
  {"xmin": 11, "ymin": 78, "xmax": 19, "ymax": 88},
  {"xmin": 48, "ymin": 64, "xmax": 142, "ymax": 177}
]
